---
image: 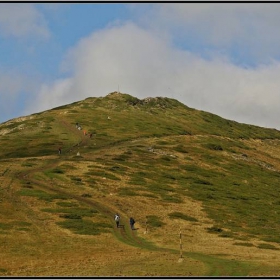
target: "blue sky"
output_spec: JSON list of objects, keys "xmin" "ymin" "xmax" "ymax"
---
[{"xmin": 2, "ymin": 3, "xmax": 280, "ymax": 130}]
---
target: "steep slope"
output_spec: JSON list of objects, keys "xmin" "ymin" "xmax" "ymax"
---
[
  {"xmin": 1, "ymin": 91, "xmax": 280, "ymax": 159},
  {"xmin": 1, "ymin": 92, "xmax": 280, "ymax": 276}
]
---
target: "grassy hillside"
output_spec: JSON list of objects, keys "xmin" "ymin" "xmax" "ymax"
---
[{"xmin": 1, "ymin": 92, "xmax": 280, "ymax": 276}]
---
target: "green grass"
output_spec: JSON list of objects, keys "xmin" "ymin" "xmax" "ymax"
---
[
  {"xmin": 187, "ymin": 251, "xmax": 257, "ymax": 276},
  {"xmin": 69, "ymin": 176, "xmax": 83, "ymax": 184},
  {"xmin": 41, "ymin": 207, "xmax": 98, "ymax": 217},
  {"xmin": 257, "ymin": 243, "xmax": 279, "ymax": 250},
  {"xmin": 0, "ymin": 268, "xmax": 8, "ymax": 274},
  {"xmin": 56, "ymin": 219, "xmax": 111, "ymax": 235},
  {"xmin": 168, "ymin": 212, "xmax": 198, "ymax": 222},
  {"xmin": 18, "ymin": 189, "xmax": 67, "ymax": 202},
  {"xmin": 50, "ymin": 168, "xmax": 64, "ymax": 174},
  {"xmin": 56, "ymin": 201, "xmax": 79, "ymax": 207},
  {"xmin": 161, "ymin": 194, "xmax": 183, "ymax": 203},
  {"xmin": 86, "ymin": 169, "xmax": 120, "ymax": 181},
  {"xmin": 42, "ymin": 205, "xmax": 106, "ymax": 235},
  {"xmin": 146, "ymin": 215, "xmax": 165, "ymax": 228},
  {"xmin": 233, "ymin": 242, "xmax": 254, "ymax": 247},
  {"xmin": 0, "ymin": 221, "xmax": 32, "ymax": 232},
  {"xmin": 118, "ymin": 187, "xmax": 138, "ymax": 196},
  {"xmin": 0, "ymin": 223, "xmax": 13, "ymax": 230}
]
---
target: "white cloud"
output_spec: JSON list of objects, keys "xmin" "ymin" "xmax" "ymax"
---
[
  {"xmin": 30, "ymin": 22, "xmax": 280, "ymax": 130},
  {"xmin": 135, "ymin": 4, "xmax": 280, "ymax": 64},
  {"xmin": 0, "ymin": 4, "xmax": 50, "ymax": 38},
  {"xmin": 35, "ymin": 78, "xmax": 73, "ymax": 111},
  {"xmin": 0, "ymin": 70, "xmax": 39, "ymax": 122}
]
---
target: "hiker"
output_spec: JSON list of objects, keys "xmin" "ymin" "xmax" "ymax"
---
[
  {"xmin": 76, "ymin": 122, "xmax": 79, "ymax": 128},
  {"xmin": 114, "ymin": 213, "xmax": 120, "ymax": 228},
  {"xmin": 58, "ymin": 148, "xmax": 62, "ymax": 155},
  {"xmin": 129, "ymin": 217, "xmax": 135, "ymax": 230},
  {"xmin": 89, "ymin": 133, "xmax": 93, "ymax": 138}
]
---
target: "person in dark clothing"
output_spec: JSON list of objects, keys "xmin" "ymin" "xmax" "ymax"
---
[
  {"xmin": 129, "ymin": 217, "xmax": 135, "ymax": 230},
  {"xmin": 58, "ymin": 148, "xmax": 62, "ymax": 155}
]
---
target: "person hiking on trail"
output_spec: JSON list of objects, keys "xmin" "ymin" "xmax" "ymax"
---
[
  {"xmin": 114, "ymin": 214, "xmax": 120, "ymax": 228},
  {"xmin": 58, "ymin": 148, "xmax": 62, "ymax": 155},
  {"xmin": 129, "ymin": 217, "xmax": 135, "ymax": 230}
]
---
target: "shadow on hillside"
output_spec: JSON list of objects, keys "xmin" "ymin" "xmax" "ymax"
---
[{"xmin": 117, "ymin": 225, "xmax": 138, "ymax": 230}]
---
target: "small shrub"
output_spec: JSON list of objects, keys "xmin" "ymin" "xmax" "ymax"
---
[
  {"xmin": 56, "ymin": 202, "xmax": 79, "ymax": 207},
  {"xmin": 208, "ymin": 226, "xmax": 223, "ymax": 233},
  {"xmin": 0, "ymin": 268, "xmax": 8, "ymax": 273},
  {"xmin": 219, "ymin": 232, "xmax": 234, "ymax": 238},
  {"xmin": 161, "ymin": 156, "xmax": 171, "ymax": 162},
  {"xmin": 18, "ymin": 189, "xmax": 67, "ymax": 202},
  {"xmin": 12, "ymin": 221, "xmax": 31, "ymax": 227},
  {"xmin": 70, "ymin": 176, "xmax": 84, "ymax": 185},
  {"xmin": 42, "ymin": 207, "xmax": 97, "ymax": 217},
  {"xmin": 0, "ymin": 223, "xmax": 13, "ymax": 230},
  {"xmin": 205, "ymin": 143, "xmax": 223, "ymax": 151},
  {"xmin": 257, "ymin": 243, "xmax": 279, "ymax": 250},
  {"xmin": 59, "ymin": 214, "xmax": 81, "ymax": 219},
  {"xmin": 71, "ymin": 177, "xmax": 82, "ymax": 182},
  {"xmin": 234, "ymin": 242, "xmax": 254, "ymax": 247},
  {"xmin": 113, "ymin": 154, "xmax": 128, "ymax": 161},
  {"xmin": 146, "ymin": 215, "xmax": 165, "ymax": 228},
  {"xmin": 52, "ymin": 168, "xmax": 64, "ymax": 174},
  {"xmin": 174, "ymin": 145, "xmax": 188, "ymax": 153},
  {"xmin": 163, "ymin": 174, "xmax": 176, "ymax": 180},
  {"xmin": 57, "ymin": 219, "xmax": 111, "ymax": 235},
  {"xmin": 22, "ymin": 184, "xmax": 33, "ymax": 189},
  {"xmin": 21, "ymin": 162, "xmax": 35, "ymax": 167},
  {"xmin": 168, "ymin": 212, "xmax": 198, "ymax": 222},
  {"xmin": 81, "ymin": 193, "xmax": 92, "ymax": 198},
  {"xmin": 194, "ymin": 179, "xmax": 213, "ymax": 185}
]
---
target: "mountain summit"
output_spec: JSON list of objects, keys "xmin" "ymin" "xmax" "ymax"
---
[{"xmin": 1, "ymin": 92, "xmax": 280, "ymax": 158}]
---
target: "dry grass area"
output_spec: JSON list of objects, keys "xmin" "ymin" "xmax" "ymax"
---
[
  {"xmin": 0, "ymin": 159, "xmax": 204, "ymax": 276},
  {"xmin": 1, "ymin": 150, "xmax": 280, "ymax": 277}
]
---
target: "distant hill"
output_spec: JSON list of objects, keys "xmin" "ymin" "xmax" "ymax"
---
[{"xmin": 1, "ymin": 92, "xmax": 280, "ymax": 276}]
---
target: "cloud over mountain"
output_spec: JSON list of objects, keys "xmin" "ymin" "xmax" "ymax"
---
[{"xmin": 31, "ymin": 22, "xmax": 280, "ymax": 129}]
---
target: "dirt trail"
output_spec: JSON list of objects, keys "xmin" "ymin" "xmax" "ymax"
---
[
  {"xmin": 16, "ymin": 117, "xmax": 144, "ymax": 249},
  {"xmin": 17, "ymin": 157, "xmax": 149, "ymax": 254},
  {"xmin": 57, "ymin": 117, "xmax": 90, "ymax": 154}
]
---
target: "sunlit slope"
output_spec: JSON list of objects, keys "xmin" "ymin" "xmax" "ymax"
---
[
  {"xmin": 1, "ymin": 92, "xmax": 280, "ymax": 158},
  {"xmin": 2, "ymin": 92, "xmax": 280, "ymax": 275},
  {"xmin": 1, "ymin": 91, "xmax": 280, "ymax": 246}
]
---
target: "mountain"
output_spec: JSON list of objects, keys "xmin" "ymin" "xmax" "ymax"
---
[{"xmin": 1, "ymin": 92, "xmax": 280, "ymax": 276}]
